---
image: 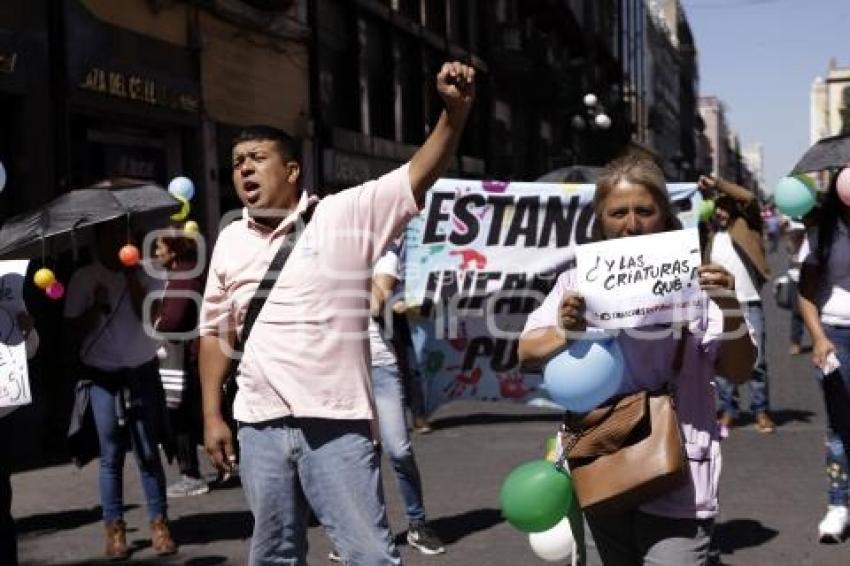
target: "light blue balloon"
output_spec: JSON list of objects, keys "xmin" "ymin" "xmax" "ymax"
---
[
  {"xmin": 168, "ymin": 176, "xmax": 195, "ymax": 200},
  {"xmin": 774, "ymin": 176, "xmax": 815, "ymax": 218},
  {"xmin": 543, "ymin": 338, "xmax": 625, "ymax": 412}
]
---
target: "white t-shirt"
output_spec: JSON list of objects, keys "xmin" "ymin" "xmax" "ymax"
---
[
  {"xmin": 710, "ymin": 232, "xmax": 761, "ymax": 302},
  {"xmin": 64, "ymin": 261, "xmax": 163, "ymax": 371},
  {"xmin": 368, "ymin": 247, "xmax": 401, "ymax": 367},
  {"xmin": 789, "ymin": 238, "xmax": 809, "ymax": 283},
  {"xmin": 803, "ymin": 223, "xmax": 850, "ymax": 326}
]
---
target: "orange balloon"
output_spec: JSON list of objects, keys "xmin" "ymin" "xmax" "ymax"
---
[{"xmin": 118, "ymin": 244, "xmax": 140, "ymax": 267}]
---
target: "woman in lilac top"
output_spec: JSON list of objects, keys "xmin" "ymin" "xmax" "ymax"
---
[{"xmin": 518, "ymin": 155, "xmax": 756, "ymax": 565}]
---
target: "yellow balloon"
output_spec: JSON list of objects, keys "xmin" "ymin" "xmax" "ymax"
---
[
  {"xmin": 544, "ymin": 436, "xmax": 558, "ymax": 463},
  {"xmin": 183, "ymin": 220, "xmax": 200, "ymax": 234},
  {"xmin": 33, "ymin": 268, "xmax": 56, "ymax": 290},
  {"xmin": 171, "ymin": 196, "xmax": 190, "ymax": 221}
]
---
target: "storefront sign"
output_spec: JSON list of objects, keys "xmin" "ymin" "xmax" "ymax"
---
[{"xmin": 79, "ymin": 66, "xmax": 199, "ymax": 112}]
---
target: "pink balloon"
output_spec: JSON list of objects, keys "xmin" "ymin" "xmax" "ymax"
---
[
  {"xmin": 838, "ymin": 167, "xmax": 850, "ymax": 207},
  {"xmin": 45, "ymin": 281, "xmax": 65, "ymax": 300}
]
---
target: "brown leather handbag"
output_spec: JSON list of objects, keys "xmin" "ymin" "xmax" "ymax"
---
[{"xmin": 559, "ymin": 331, "xmax": 690, "ymax": 516}]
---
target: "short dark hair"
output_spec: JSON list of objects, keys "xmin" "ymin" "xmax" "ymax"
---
[{"xmin": 232, "ymin": 125, "xmax": 300, "ymax": 163}]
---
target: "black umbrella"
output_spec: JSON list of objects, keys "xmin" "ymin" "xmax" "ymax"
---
[
  {"xmin": 791, "ymin": 134, "xmax": 850, "ymax": 174},
  {"xmin": 0, "ymin": 182, "xmax": 180, "ymax": 261},
  {"xmin": 536, "ymin": 165, "xmax": 603, "ymax": 183}
]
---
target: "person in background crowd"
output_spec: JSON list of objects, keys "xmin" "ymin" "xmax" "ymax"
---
[
  {"xmin": 329, "ymin": 240, "xmax": 444, "ymax": 562},
  {"xmin": 0, "ymin": 407, "xmax": 15, "ymax": 566},
  {"xmin": 198, "ymin": 61, "xmax": 474, "ymax": 564},
  {"xmin": 0, "ymin": 309, "xmax": 39, "ymax": 566},
  {"xmin": 519, "ymin": 155, "xmax": 756, "ymax": 565},
  {"xmin": 367, "ymin": 241, "xmax": 444, "ymax": 555},
  {"xmin": 798, "ymin": 170, "xmax": 850, "ymax": 543},
  {"xmin": 64, "ymin": 220, "xmax": 177, "ymax": 560},
  {"xmin": 699, "ymin": 175, "xmax": 775, "ymax": 434},
  {"xmin": 785, "ymin": 217, "xmax": 809, "ymax": 355},
  {"xmin": 397, "ymin": 322, "xmax": 433, "ymax": 435},
  {"xmin": 764, "ymin": 204, "xmax": 781, "ymax": 253},
  {"xmin": 153, "ymin": 230, "xmax": 208, "ymax": 498}
]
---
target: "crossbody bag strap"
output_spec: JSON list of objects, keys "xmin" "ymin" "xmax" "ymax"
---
[
  {"xmin": 231, "ymin": 201, "xmax": 318, "ymax": 366},
  {"xmin": 667, "ymin": 324, "xmax": 689, "ymax": 399}
]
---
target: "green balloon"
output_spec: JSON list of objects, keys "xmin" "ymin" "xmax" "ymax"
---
[
  {"xmin": 698, "ymin": 199, "xmax": 715, "ymax": 222},
  {"xmin": 500, "ymin": 459, "xmax": 574, "ymax": 533}
]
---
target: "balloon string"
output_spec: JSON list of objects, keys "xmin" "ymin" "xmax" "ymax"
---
[
  {"xmin": 125, "ymin": 212, "xmax": 131, "ymax": 244},
  {"xmin": 70, "ymin": 229, "xmax": 79, "ymax": 266}
]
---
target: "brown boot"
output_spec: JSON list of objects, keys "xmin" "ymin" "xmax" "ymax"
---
[
  {"xmin": 150, "ymin": 515, "xmax": 178, "ymax": 556},
  {"xmin": 755, "ymin": 412, "xmax": 776, "ymax": 434},
  {"xmin": 104, "ymin": 519, "xmax": 129, "ymax": 560}
]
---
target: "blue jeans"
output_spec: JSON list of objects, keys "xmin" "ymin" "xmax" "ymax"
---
[
  {"xmin": 372, "ymin": 364, "xmax": 427, "ymax": 524},
  {"xmin": 820, "ymin": 325, "xmax": 850, "ymax": 506},
  {"xmin": 238, "ymin": 418, "xmax": 400, "ymax": 566},
  {"xmin": 789, "ymin": 279, "xmax": 805, "ymax": 345},
  {"xmin": 717, "ymin": 302, "xmax": 770, "ymax": 416},
  {"xmin": 89, "ymin": 365, "xmax": 168, "ymax": 522}
]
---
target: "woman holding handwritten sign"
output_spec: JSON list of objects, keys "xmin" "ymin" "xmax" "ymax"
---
[{"xmin": 518, "ymin": 155, "xmax": 756, "ymax": 566}]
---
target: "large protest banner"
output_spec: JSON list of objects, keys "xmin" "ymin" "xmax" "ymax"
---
[
  {"xmin": 403, "ymin": 179, "xmax": 702, "ymax": 415},
  {"xmin": 0, "ymin": 260, "xmax": 32, "ymax": 418}
]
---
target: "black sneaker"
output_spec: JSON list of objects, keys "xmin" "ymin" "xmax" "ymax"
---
[
  {"xmin": 406, "ymin": 522, "xmax": 445, "ymax": 555},
  {"xmin": 211, "ymin": 469, "xmax": 241, "ymax": 490}
]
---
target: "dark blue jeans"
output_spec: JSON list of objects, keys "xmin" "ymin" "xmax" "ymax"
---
[
  {"xmin": 789, "ymin": 278, "xmax": 805, "ymax": 345},
  {"xmin": 717, "ymin": 302, "xmax": 770, "ymax": 416},
  {"xmin": 821, "ymin": 325, "xmax": 850, "ymax": 506},
  {"xmin": 89, "ymin": 361, "xmax": 168, "ymax": 522}
]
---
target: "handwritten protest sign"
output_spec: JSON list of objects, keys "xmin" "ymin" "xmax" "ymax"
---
[
  {"xmin": 575, "ymin": 228, "xmax": 703, "ymax": 329},
  {"xmin": 0, "ymin": 260, "xmax": 31, "ymax": 414}
]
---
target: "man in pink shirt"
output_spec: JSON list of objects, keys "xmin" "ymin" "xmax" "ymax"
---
[{"xmin": 199, "ymin": 61, "xmax": 475, "ymax": 565}]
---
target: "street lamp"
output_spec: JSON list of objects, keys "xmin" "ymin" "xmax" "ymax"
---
[
  {"xmin": 570, "ymin": 93, "xmax": 612, "ymax": 132},
  {"xmin": 569, "ymin": 92, "xmax": 613, "ymax": 165}
]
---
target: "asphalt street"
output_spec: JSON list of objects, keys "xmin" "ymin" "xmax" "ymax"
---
[{"xmin": 10, "ymin": 249, "xmax": 850, "ymax": 565}]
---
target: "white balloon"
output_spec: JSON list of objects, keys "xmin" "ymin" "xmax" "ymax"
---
[
  {"xmin": 0, "ymin": 161, "xmax": 6, "ymax": 193},
  {"xmin": 168, "ymin": 176, "xmax": 195, "ymax": 200},
  {"xmin": 528, "ymin": 516, "xmax": 576, "ymax": 562}
]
